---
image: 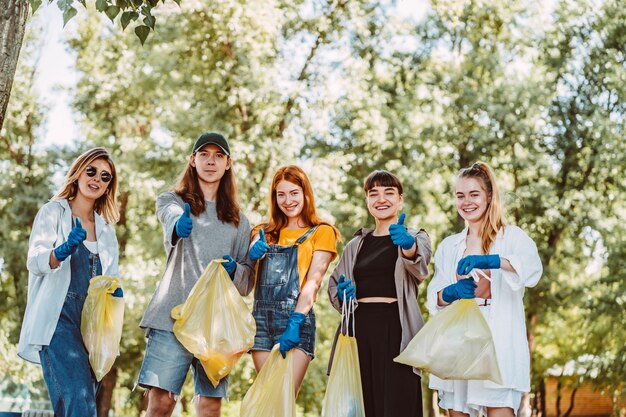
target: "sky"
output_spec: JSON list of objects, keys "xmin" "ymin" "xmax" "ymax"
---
[
  {"xmin": 30, "ymin": 0, "xmax": 430, "ymax": 148},
  {"xmin": 32, "ymin": 5, "xmax": 80, "ymax": 147}
]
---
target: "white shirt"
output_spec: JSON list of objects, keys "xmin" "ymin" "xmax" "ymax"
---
[
  {"xmin": 18, "ymin": 199, "xmax": 119, "ymax": 364},
  {"xmin": 426, "ymin": 225, "xmax": 542, "ymax": 392}
]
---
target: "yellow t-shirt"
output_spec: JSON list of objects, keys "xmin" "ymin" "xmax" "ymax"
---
[{"xmin": 252, "ymin": 224, "xmax": 338, "ymax": 287}]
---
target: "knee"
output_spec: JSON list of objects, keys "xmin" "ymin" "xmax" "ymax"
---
[
  {"xmin": 197, "ymin": 396, "xmax": 222, "ymax": 417},
  {"xmin": 147, "ymin": 388, "xmax": 177, "ymax": 416}
]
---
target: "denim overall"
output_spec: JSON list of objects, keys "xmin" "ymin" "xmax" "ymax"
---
[
  {"xmin": 252, "ymin": 226, "xmax": 318, "ymax": 357},
  {"xmin": 39, "ymin": 237, "xmax": 101, "ymax": 417}
]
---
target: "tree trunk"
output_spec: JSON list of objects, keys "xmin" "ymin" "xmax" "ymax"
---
[
  {"xmin": 0, "ymin": 0, "xmax": 29, "ymax": 131},
  {"xmin": 562, "ymin": 387, "xmax": 578, "ymax": 417},
  {"xmin": 96, "ymin": 367, "xmax": 117, "ymax": 417},
  {"xmin": 556, "ymin": 378, "xmax": 562, "ymax": 417},
  {"xmin": 539, "ymin": 377, "xmax": 546, "ymax": 417}
]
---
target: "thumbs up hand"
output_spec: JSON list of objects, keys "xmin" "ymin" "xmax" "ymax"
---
[
  {"xmin": 175, "ymin": 203, "xmax": 193, "ymax": 238},
  {"xmin": 249, "ymin": 228, "xmax": 270, "ymax": 261},
  {"xmin": 54, "ymin": 216, "xmax": 87, "ymax": 261},
  {"xmin": 388, "ymin": 213, "xmax": 415, "ymax": 250}
]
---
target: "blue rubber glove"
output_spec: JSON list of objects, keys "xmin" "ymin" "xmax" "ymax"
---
[
  {"xmin": 222, "ymin": 255, "xmax": 237, "ymax": 276},
  {"xmin": 175, "ymin": 203, "xmax": 193, "ymax": 238},
  {"xmin": 249, "ymin": 229, "xmax": 269, "ymax": 261},
  {"xmin": 441, "ymin": 278, "xmax": 477, "ymax": 303},
  {"xmin": 337, "ymin": 274, "xmax": 355, "ymax": 303},
  {"xmin": 278, "ymin": 312, "xmax": 306, "ymax": 358},
  {"xmin": 388, "ymin": 213, "xmax": 415, "ymax": 250},
  {"xmin": 54, "ymin": 217, "xmax": 87, "ymax": 261},
  {"xmin": 456, "ymin": 255, "xmax": 501, "ymax": 276},
  {"xmin": 112, "ymin": 287, "xmax": 124, "ymax": 297}
]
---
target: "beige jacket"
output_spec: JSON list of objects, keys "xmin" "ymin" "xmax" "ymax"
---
[{"xmin": 327, "ymin": 227, "xmax": 432, "ymax": 375}]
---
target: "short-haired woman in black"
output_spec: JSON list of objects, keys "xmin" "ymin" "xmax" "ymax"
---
[{"xmin": 328, "ymin": 170, "xmax": 432, "ymax": 416}]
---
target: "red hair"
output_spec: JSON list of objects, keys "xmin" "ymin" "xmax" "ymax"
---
[{"xmin": 261, "ymin": 165, "xmax": 338, "ymax": 242}]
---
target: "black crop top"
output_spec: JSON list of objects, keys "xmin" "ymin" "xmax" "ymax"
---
[{"xmin": 353, "ymin": 233, "xmax": 398, "ymax": 299}]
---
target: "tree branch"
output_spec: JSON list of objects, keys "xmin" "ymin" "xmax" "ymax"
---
[
  {"xmin": 0, "ymin": 133, "xmax": 21, "ymax": 164},
  {"xmin": 276, "ymin": 0, "xmax": 348, "ymax": 137}
]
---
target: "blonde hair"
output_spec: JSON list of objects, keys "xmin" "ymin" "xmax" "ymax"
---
[
  {"xmin": 457, "ymin": 161, "xmax": 504, "ymax": 254},
  {"xmin": 53, "ymin": 147, "xmax": 119, "ymax": 224}
]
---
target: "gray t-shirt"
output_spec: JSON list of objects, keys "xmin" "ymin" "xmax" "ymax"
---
[{"xmin": 140, "ymin": 192, "xmax": 254, "ymax": 332}]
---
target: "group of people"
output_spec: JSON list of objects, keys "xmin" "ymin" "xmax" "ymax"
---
[{"xmin": 18, "ymin": 132, "xmax": 542, "ymax": 417}]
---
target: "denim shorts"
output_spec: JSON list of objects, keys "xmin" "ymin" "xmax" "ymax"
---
[
  {"xmin": 252, "ymin": 302, "xmax": 316, "ymax": 358},
  {"xmin": 136, "ymin": 329, "xmax": 228, "ymax": 397}
]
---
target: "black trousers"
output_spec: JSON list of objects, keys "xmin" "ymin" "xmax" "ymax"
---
[{"xmin": 354, "ymin": 302, "xmax": 423, "ymax": 417}]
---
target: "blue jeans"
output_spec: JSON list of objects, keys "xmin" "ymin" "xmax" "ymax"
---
[
  {"xmin": 252, "ymin": 301, "xmax": 316, "ymax": 357},
  {"xmin": 39, "ymin": 243, "xmax": 101, "ymax": 417},
  {"xmin": 137, "ymin": 329, "xmax": 229, "ymax": 397}
]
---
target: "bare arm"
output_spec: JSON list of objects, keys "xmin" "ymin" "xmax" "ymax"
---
[
  {"xmin": 500, "ymin": 257, "xmax": 515, "ymax": 273},
  {"xmin": 295, "ymin": 250, "xmax": 334, "ymax": 314}
]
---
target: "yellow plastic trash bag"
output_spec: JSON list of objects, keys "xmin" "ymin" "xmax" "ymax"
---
[
  {"xmin": 81, "ymin": 276, "xmax": 124, "ymax": 382},
  {"xmin": 322, "ymin": 298, "xmax": 365, "ymax": 417},
  {"xmin": 241, "ymin": 344, "xmax": 296, "ymax": 417},
  {"xmin": 394, "ymin": 299, "xmax": 503, "ymax": 384},
  {"xmin": 171, "ymin": 259, "xmax": 256, "ymax": 387}
]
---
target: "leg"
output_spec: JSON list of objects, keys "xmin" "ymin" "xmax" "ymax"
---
[
  {"xmin": 449, "ymin": 411, "xmax": 471, "ymax": 417},
  {"xmin": 39, "ymin": 304, "xmax": 98, "ymax": 417},
  {"xmin": 292, "ymin": 348, "xmax": 312, "ymax": 396},
  {"xmin": 251, "ymin": 350, "xmax": 271, "ymax": 373},
  {"xmin": 487, "ymin": 407, "xmax": 515, "ymax": 417},
  {"xmin": 378, "ymin": 302, "xmax": 422, "ymax": 417},
  {"xmin": 191, "ymin": 357, "xmax": 228, "ymax": 416},
  {"xmin": 40, "ymin": 344, "xmax": 97, "ymax": 417},
  {"xmin": 195, "ymin": 396, "xmax": 222, "ymax": 417},
  {"xmin": 145, "ymin": 388, "xmax": 177, "ymax": 417},
  {"xmin": 354, "ymin": 303, "xmax": 379, "ymax": 417},
  {"xmin": 136, "ymin": 330, "xmax": 193, "ymax": 417}
]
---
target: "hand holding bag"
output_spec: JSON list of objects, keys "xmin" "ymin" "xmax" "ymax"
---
[{"xmin": 395, "ymin": 270, "xmax": 502, "ymax": 384}]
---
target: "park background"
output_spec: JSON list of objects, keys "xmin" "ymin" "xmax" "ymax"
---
[{"xmin": 0, "ymin": 0, "xmax": 624, "ymax": 416}]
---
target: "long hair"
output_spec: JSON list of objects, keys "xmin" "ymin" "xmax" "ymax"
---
[
  {"xmin": 172, "ymin": 155, "xmax": 240, "ymax": 226},
  {"xmin": 457, "ymin": 161, "xmax": 504, "ymax": 254},
  {"xmin": 262, "ymin": 165, "xmax": 338, "ymax": 242},
  {"xmin": 53, "ymin": 147, "xmax": 119, "ymax": 224}
]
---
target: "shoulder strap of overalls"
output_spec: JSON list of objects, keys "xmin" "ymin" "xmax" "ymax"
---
[{"xmin": 295, "ymin": 225, "xmax": 319, "ymax": 244}]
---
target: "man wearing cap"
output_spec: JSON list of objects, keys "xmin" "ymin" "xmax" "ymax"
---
[{"xmin": 137, "ymin": 132, "xmax": 253, "ymax": 417}]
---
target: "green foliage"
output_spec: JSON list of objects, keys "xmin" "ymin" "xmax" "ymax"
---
[
  {"xmin": 63, "ymin": 0, "xmax": 626, "ymax": 414},
  {"xmin": 28, "ymin": 0, "xmax": 174, "ymax": 44},
  {"xmin": 2, "ymin": 0, "xmax": 624, "ymax": 415}
]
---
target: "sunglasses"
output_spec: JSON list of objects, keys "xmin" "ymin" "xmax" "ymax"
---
[{"xmin": 85, "ymin": 165, "xmax": 113, "ymax": 183}]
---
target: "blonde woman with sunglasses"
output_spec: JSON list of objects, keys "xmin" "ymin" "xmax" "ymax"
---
[{"xmin": 18, "ymin": 147, "xmax": 120, "ymax": 417}]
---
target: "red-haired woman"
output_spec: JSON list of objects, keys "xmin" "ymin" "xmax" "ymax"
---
[
  {"xmin": 427, "ymin": 162, "xmax": 543, "ymax": 417},
  {"xmin": 247, "ymin": 165, "xmax": 339, "ymax": 394}
]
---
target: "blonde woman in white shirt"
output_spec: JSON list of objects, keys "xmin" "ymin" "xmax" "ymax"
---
[
  {"xmin": 427, "ymin": 162, "xmax": 542, "ymax": 417},
  {"xmin": 18, "ymin": 148, "xmax": 120, "ymax": 417}
]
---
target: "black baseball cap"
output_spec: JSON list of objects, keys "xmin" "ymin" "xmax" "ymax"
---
[{"xmin": 192, "ymin": 132, "xmax": 230, "ymax": 156}]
